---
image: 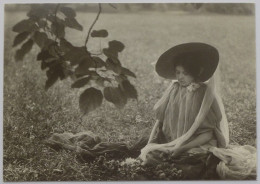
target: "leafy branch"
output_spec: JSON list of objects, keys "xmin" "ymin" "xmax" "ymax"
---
[{"xmin": 12, "ymin": 4, "xmax": 138, "ymax": 116}]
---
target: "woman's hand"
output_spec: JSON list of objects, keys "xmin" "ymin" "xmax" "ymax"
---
[{"xmin": 171, "ymin": 147, "xmax": 185, "ymax": 158}]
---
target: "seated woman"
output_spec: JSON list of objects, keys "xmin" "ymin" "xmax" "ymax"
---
[{"xmin": 139, "ymin": 42, "xmax": 229, "ymax": 164}]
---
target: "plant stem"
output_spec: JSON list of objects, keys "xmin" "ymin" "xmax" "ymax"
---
[
  {"xmin": 54, "ymin": 4, "xmax": 60, "ymax": 42},
  {"xmin": 85, "ymin": 3, "xmax": 102, "ymax": 51}
]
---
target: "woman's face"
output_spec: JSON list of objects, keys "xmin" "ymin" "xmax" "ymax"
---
[{"xmin": 175, "ymin": 65, "xmax": 195, "ymax": 87}]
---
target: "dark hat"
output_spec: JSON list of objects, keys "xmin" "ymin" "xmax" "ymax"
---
[{"xmin": 155, "ymin": 42, "xmax": 219, "ymax": 82}]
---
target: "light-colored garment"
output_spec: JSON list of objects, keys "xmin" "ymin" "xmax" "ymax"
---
[
  {"xmin": 139, "ymin": 74, "xmax": 256, "ymax": 180},
  {"xmin": 155, "ymin": 82, "xmax": 222, "ymax": 147}
]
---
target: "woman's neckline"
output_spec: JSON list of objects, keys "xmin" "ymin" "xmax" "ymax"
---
[{"xmin": 177, "ymin": 82, "xmax": 201, "ymax": 92}]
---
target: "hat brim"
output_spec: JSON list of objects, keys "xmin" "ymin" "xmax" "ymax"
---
[{"xmin": 155, "ymin": 42, "xmax": 219, "ymax": 82}]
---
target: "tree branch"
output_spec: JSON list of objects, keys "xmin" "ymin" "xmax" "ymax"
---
[
  {"xmin": 85, "ymin": 3, "xmax": 102, "ymax": 51},
  {"xmin": 54, "ymin": 4, "xmax": 60, "ymax": 42}
]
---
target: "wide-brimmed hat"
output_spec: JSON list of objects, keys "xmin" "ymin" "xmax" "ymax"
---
[{"xmin": 155, "ymin": 42, "xmax": 219, "ymax": 82}]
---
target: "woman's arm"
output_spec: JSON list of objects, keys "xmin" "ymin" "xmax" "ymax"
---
[
  {"xmin": 171, "ymin": 131, "xmax": 214, "ymax": 157},
  {"xmin": 147, "ymin": 120, "xmax": 160, "ymax": 144}
]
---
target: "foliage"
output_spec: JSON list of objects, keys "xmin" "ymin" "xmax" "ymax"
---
[
  {"xmin": 4, "ymin": 10, "xmax": 256, "ymax": 182},
  {"xmin": 78, "ymin": 155, "xmax": 183, "ymax": 181},
  {"xmin": 12, "ymin": 4, "xmax": 137, "ymax": 115}
]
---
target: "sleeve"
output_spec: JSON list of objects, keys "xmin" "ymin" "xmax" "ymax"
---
[
  {"xmin": 149, "ymin": 122, "xmax": 168, "ymax": 144},
  {"xmin": 192, "ymin": 98, "xmax": 223, "ymax": 144}
]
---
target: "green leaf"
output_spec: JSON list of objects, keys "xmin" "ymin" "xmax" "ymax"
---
[
  {"xmin": 108, "ymin": 40, "xmax": 125, "ymax": 52},
  {"xmin": 103, "ymin": 87, "xmax": 127, "ymax": 108},
  {"xmin": 121, "ymin": 67, "xmax": 136, "ymax": 78},
  {"xmin": 51, "ymin": 22, "xmax": 65, "ymax": 38},
  {"xmin": 12, "ymin": 19, "xmax": 38, "ymax": 33},
  {"xmin": 33, "ymin": 31, "xmax": 48, "ymax": 49},
  {"xmin": 15, "ymin": 39, "xmax": 34, "ymax": 61},
  {"xmin": 64, "ymin": 17, "xmax": 83, "ymax": 31},
  {"xmin": 60, "ymin": 6, "xmax": 76, "ymax": 18},
  {"xmin": 12, "ymin": 32, "xmax": 30, "ymax": 47},
  {"xmin": 79, "ymin": 87, "xmax": 103, "ymax": 114},
  {"xmin": 119, "ymin": 80, "xmax": 138, "ymax": 99},
  {"xmin": 91, "ymin": 30, "xmax": 108, "ymax": 38},
  {"xmin": 71, "ymin": 76, "xmax": 91, "ymax": 88}
]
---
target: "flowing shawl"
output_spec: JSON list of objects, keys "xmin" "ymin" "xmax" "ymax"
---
[{"xmin": 139, "ymin": 71, "xmax": 229, "ymax": 160}]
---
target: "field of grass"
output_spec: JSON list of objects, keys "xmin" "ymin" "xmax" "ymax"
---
[{"xmin": 3, "ymin": 10, "xmax": 256, "ymax": 181}]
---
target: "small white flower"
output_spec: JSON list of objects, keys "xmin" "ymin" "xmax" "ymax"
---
[
  {"xmin": 120, "ymin": 158, "xmax": 141, "ymax": 166},
  {"xmin": 187, "ymin": 83, "xmax": 200, "ymax": 92}
]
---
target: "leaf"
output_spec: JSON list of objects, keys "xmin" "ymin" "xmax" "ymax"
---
[
  {"xmin": 33, "ymin": 31, "xmax": 48, "ymax": 49},
  {"xmin": 91, "ymin": 30, "xmax": 108, "ymax": 38},
  {"xmin": 71, "ymin": 76, "xmax": 91, "ymax": 88},
  {"xmin": 64, "ymin": 46, "xmax": 90, "ymax": 66},
  {"xmin": 51, "ymin": 22, "xmax": 65, "ymax": 38},
  {"xmin": 60, "ymin": 38, "xmax": 74, "ymax": 52},
  {"xmin": 12, "ymin": 32, "xmax": 30, "ymax": 47},
  {"xmin": 79, "ymin": 87, "xmax": 103, "ymax": 114},
  {"xmin": 119, "ymin": 80, "xmax": 138, "ymax": 99},
  {"xmin": 47, "ymin": 15, "xmax": 65, "ymax": 24},
  {"xmin": 45, "ymin": 72, "xmax": 59, "ymax": 90},
  {"xmin": 105, "ymin": 58, "xmax": 122, "ymax": 74},
  {"xmin": 103, "ymin": 49, "xmax": 121, "ymax": 65},
  {"xmin": 115, "ymin": 74, "xmax": 127, "ymax": 83},
  {"xmin": 92, "ymin": 57, "xmax": 106, "ymax": 68},
  {"xmin": 48, "ymin": 44, "xmax": 60, "ymax": 58},
  {"xmin": 121, "ymin": 67, "xmax": 136, "ymax": 78},
  {"xmin": 95, "ymin": 76, "xmax": 111, "ymax": 87},
  {"xmin": 108, "ymin": 40, "xmax": 125, "ymax": 52},
  {"xmin": 60, "ymin": 6, "xmax": 76, "ymax": 18},
  {"xmin": 15, "ymin": 39, "xmax": 34, "ymax": 61},
  {"xmin": 64, "ymin": 17, "xmax": 83, "ymax": 31},
  {"xmin": 45, "ymin": 62, "xmax": 65, "ymax": 90},
  {"xmin": 37, "ymin": 19, "xmax": 47, "ymax": 28},
  {"xmin": 37, "ymin": 49, "xmax": 53, "ymax": 61},
  {"xmin": 103, "ymin": 87, "xmax": 127, "ymax": 108},
  {"xmin": 41, "ymin": 59, "xmax": 56, "ymax": 70},
  {"xmin": 12, "ymin": 19, "xmax": 38, "ymax": 33}
]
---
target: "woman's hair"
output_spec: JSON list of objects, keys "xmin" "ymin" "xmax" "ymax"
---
[{"xmin": 173, "ymin": 53, "xmax": 202, "ymax": 81}]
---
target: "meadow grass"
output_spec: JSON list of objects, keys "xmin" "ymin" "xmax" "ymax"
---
[{"xmin": 3, "ymin": 11, "xmax": 256, "ymax": 181}]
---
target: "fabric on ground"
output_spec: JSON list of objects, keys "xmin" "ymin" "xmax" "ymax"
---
[
  {"xmin": 45, "ymin": 129, "xmax": 150, "ymax": 160},
  {"xmin": 45, "ymin": 130, "xmax": 256, "ymax": 180}
]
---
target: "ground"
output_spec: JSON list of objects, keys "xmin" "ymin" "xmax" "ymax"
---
[{"xmin": 3, "ymin": 10, "xmax": 256, "ymax": 181}]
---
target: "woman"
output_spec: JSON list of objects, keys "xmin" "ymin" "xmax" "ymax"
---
[
  {"xmin": 139, "ymin": 43, "xmax": 256, "ymax": 180},
  {"xmin": 139, "ymin": 42, "xmax": 229, "ymax": 163}
]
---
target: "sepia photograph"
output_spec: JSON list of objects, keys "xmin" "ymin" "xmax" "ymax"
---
[{"xmin": 2, "ymin": 1, "xmax": 257, "ymax": 182}]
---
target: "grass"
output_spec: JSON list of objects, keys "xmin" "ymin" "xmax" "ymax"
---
[{"xmin": 3, "ymin": 10, "xmax": 256, "ymax": 181}]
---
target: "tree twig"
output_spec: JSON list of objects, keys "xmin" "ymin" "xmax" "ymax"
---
[
  {"xmin": 54, "ymin": 4, "xmax": 60, "ymax": 42},
  {"xmin": 85, "ymin": 3, "xmax": 102, "ymax": 51},
  {"xmin": 108, "ymin": 3, "xmax": 117, "ymax": 9}
]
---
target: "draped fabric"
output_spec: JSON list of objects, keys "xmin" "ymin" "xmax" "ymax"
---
[
  {"xmin": 139, "ymin": 68, "xmax": 256, "ymax": 180},
  {"xmin": 139, "ymin": 72, "xmax": 229, "ymax": 160}
]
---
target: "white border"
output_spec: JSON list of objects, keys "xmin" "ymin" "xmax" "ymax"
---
[{"xmin": 0, "ymin": 0, "xmax": 258, "ymax": 184}]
